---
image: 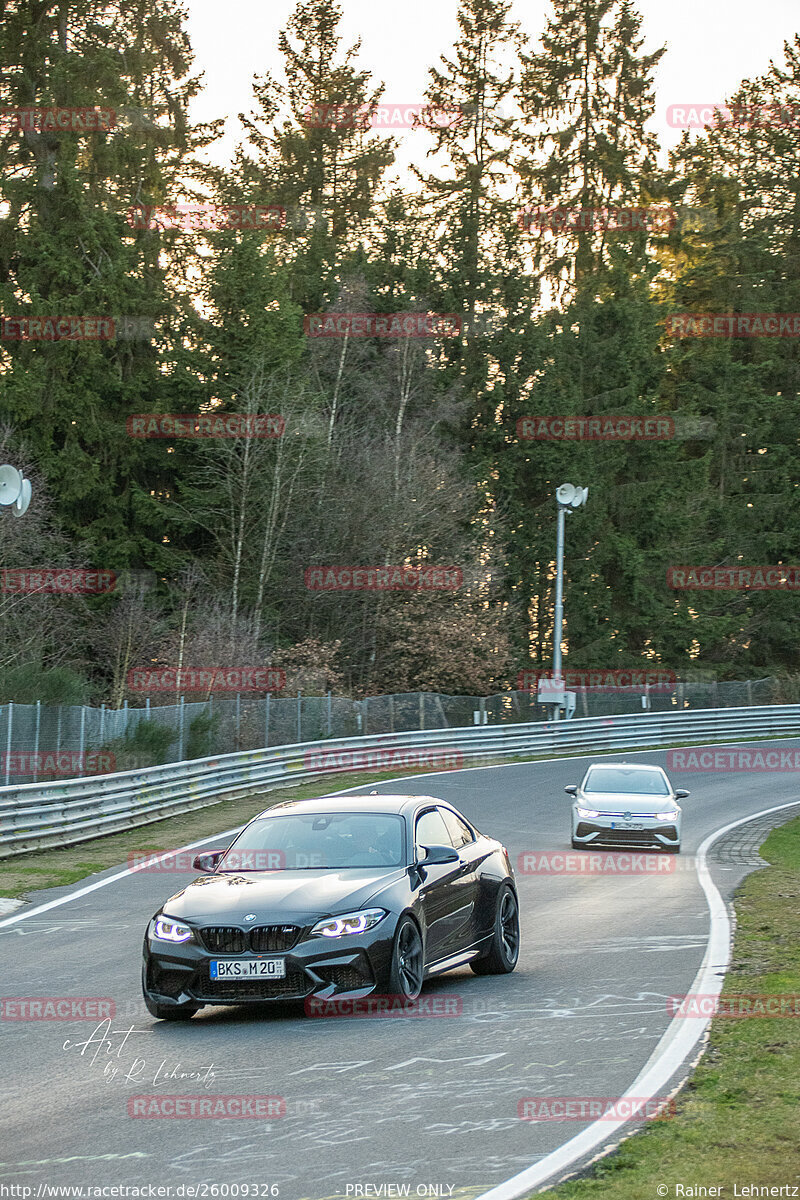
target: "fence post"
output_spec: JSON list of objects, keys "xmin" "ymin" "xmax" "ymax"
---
[
  {"xmin": 99, "ymin": 701, "xmax": 106, "ymax": 749},
  {"xmin": 4, "ymin": 702, "xmax": 12, "ymax": 786},
  {"xmin": 363, "ymin": 697, "xmax": 368, "ymax": 736},
  {"xmin": 264, "ymin": 692, "xmax": 270, "ymax": 748},
  {"xmin": 79, "ymin": 705, "xmax": 86, "ymax": 770},
  {"xmin": 327, "ymin": 691, "xmax": 332, "ymax": 737},
  {"xmin": 236, "ymin": 693, "xmax": 241, "ymax": 747},
  {"xmin": 419, "ymin": 693, "xmax": 425, "ymax": 730},
  {"xmin": 56, "ymin": 706, "xmax": 62, "ymax": 760},
  {"xmin": 296, "ymin": 691, "xmax": 302, "ymax": 742},
  {"xmin": 33, "ymin": 699, "xmax": 41, "ymax": 783},
  {"xmin": 145, "ymin": 697, "xmax": 150, "ymax": 715},
  {"xmin": 178, "ymin": 696, "xmax": 185, "ymax": 761},
  {"xmin": 389, "ymin": 694, "xmax": 394, "ymax": 734}
]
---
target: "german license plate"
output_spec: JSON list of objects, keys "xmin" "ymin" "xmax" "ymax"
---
[
  {"xmin": 611, "ymin": 821, "xmax": 644, "ymax": 830},
  {"xmin": 210, "ymin": 958, "xmax": 286, "ymax": 979}
]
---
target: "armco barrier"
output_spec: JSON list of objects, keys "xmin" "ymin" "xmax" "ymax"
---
[{"xmin": 1, "ymin": 704, "xmax": 800, "ymax": 858}]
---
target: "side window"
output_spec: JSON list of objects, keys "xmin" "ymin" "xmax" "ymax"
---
[
  {"xmin": 440, "ymin": 808, "xmax": 475, "ymax": 849},
  {"xmin": 415, "ymin": 809, "xmax": 452, "ymax": 855}
]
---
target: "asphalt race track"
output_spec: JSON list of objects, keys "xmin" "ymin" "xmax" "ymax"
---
[{"xmin": 2, "ymin": 743, "xmax": 799, "ymax": 1199}]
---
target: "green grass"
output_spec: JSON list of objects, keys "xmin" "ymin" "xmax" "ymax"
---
[{"xmin": 529, "ymin": 815, "xmax": 800, "ymax": 1196}]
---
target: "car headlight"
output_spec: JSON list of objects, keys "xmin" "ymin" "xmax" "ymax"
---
[
  {"xmin": 576, "ymin": 806, "xmax": 601, "ymax": 819},
  {"xmin": 310, "ymin": 909, "xmax": 387, "ymax": 938},
  {"xmin": 656, "ymin": 810, "xmax": 680, "ymax": 822},
  {"xmin": 150, "ymin": 915, "xmax": 194, "ymax": 943}
]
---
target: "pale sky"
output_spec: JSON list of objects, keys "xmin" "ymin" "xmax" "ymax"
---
[{"xmin": 183, "ymin": 0, "xmax": 800, "ymax": 174}]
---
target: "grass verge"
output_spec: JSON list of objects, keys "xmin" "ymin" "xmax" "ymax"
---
[{"xmin": 529, "ymin": 814, "xmax": 800, "ymax": 1196}]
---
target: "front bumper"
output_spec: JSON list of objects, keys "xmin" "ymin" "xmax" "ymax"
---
[
  {"xmin": 142, "ymin": 919, "xmax": 397, "ymax": 1008},
  {"xmin": 572, "ymin": 818, "xmax": 680, "ymax": 849}
]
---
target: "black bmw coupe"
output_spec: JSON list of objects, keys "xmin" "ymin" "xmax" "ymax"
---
[{"xmin": 142, "ymin": 793, "xmax": 520, "ymax": 1019}]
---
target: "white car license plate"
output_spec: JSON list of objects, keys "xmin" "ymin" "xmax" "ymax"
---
[
  {"xmin": 611, "ymin": 821, "xmax": 644, "ymax": 830},
  {"xmin": 210, "ymin": 958, "xmax": 286, "ymax": 979}
]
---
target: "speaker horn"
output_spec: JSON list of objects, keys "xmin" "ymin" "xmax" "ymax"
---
[
  {"xmin": 12, "ymin": 477, "xmax": 32, "ymax": 517},
  {"xmin": 0, "ymin": 465, "xmax": 22, "ymax": 506}
]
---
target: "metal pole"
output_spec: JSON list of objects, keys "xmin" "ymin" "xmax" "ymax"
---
[
  {"xmin": 552, "ymin": 503, "xmax": 566, "ymax": 721},
  {"xmin": 4, "ymin": 703, "xmax": 12, "ymax": 786},
  {"xmin": 79, "ymin": 705, "xmax": 86, "ymax": 773},
  {"xmin": 264, "ymin": 692, "xmax": 270, "ymax": 748},
  {"xmin": 33, "ymin": 699, "xmax": 41, "ymax": 783},
  {"xmin": 178, "ymin": 696, "xmax": 185, "ymax": 761},
  {"xmin": 236, "ymin": 693, "xmax": 241, "ymax": 747},
  {"xmin": 296, "ymin": 691, "xmax": 301, "ymax": 742},
  {"xmin": 326, "ymin": 691, "xmax": 332, "ymax": 737},
  {"xmin": 553, "ymin": 503, "xmax": 566, "ymax": 683}
]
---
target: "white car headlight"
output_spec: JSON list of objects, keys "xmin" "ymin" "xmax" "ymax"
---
[
  {"xmin": 656, "ymin": 810, "xmax": 680, "ymax": 822},
  {"xmin": 576, "ymin": 806, "xmax": 601, "ymax": 819},
  {"xmin": 151, "ymin": 915, "xmax": 194, "ymax": 943},
  {"xmin": 310, "ymin": 909, "xmax": 387, "ymax": 938}
]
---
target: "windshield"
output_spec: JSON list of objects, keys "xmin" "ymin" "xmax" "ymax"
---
[
  {"xmin": 220, "ymin": 812, "xmax": 405, "ymax": 870},
  {"xmin": 583, "ymin": 768, "xmax": 669, "ymax": 795}
]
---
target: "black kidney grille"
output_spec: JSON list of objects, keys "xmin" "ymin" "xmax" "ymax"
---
[
  {"xmin": 200, "ymin": 926, "xmax": 248, "ymax": 954},
  {"xmin": 250, "ymin": 925, "xmax": 301, "ymax": 953},
  {"xmin": 199, "ymin": 925, "xmax": 301, "ymax": 954}
]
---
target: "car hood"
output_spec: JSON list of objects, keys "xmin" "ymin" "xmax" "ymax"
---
[
  {"xmin": 577, "ymin": 791, "xmax": 678, "ymax": 815},
  {"xmin": 161, "ymin": 867, "xmax": 407, "ymax": 922}
]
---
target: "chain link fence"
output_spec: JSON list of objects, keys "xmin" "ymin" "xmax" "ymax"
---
[{"xmin": 0, "ymin": 676, "xmax": 786, "ymax": 784}]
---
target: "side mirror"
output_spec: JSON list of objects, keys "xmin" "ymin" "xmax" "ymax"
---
[
  {"xmin": 674, "ymin": 789, "xmax": 690, "ymax": 800},
  {"xmin": 564, "ymin": 785, "xmax": 578, "ymax": 796},
  {"xmin": 192, "ymin": 849, "xmax": 225, "ymax": 873},
  {"xmin": 419, "ymin": 843, "xmax": 460, "ymax": 865}
]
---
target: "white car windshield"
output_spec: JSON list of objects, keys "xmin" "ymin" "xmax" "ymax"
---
[{"xmin": 583, "ymin": 768, "xmax": 670, "ymax": 795}]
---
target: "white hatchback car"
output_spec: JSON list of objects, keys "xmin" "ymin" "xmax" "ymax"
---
[{"xmin": 566, "ymin": 762, "xmax": 687, "ymax": 853}]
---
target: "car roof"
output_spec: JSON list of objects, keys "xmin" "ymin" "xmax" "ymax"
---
[
  {"xmin": 252, "ymin": 794, "xmax": 446, "ymax": 821},
  {"xmin": 585, "ymin": 762, "xmax": 666, "ymax": 773}
]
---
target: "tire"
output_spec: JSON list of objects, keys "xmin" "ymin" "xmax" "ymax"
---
[
  {"xmin": 470, "ymin": 885, "xmax": 520, "ymax": 976},
  {"xmin": 388, "ymin": 916, "xmax": 425, "ymax": 999},
  {"xmin": 143, "ymin": 993, "xmax": 199, "ymax": 1021}
]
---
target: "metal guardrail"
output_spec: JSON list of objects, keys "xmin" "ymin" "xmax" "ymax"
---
[{"xmin": 1, "ymin": 704, "xmax": 800, "ymax": 858}]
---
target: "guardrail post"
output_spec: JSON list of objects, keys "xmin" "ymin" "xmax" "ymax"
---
[
  {"xmin": 4, "ymin": 702, "xmax": 12, "ymax": 785},
  {"xmin": 33, "ymin": 699, "xmax": 41, "ymax": 783}
]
